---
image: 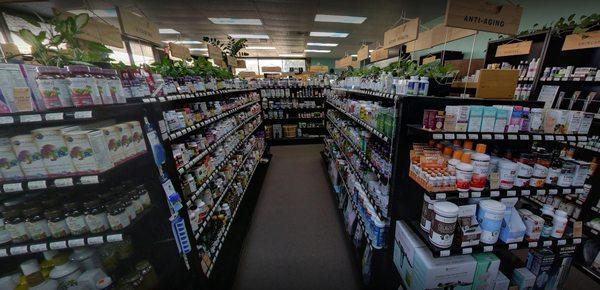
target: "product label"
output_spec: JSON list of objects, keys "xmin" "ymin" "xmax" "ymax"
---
[
  {"xmin": 48, "ymin": 220, "xmax": 70, "ymax": 238},
  {"xmin": 65, "ymin": 215, "xmax": 88, "ymax": 235},
  {"xmin": 68, "ymin": 77, "xmax": 102, "ymax": 107},
  {"xmin": 85, "ymin": 214, "xmax": 109, "ymax": 233},
  {"xmin": 429, "ymin": 214, "xmax": 457, "ymax": 248},
  {"xmin": 5, "ymin": 222, "xmax": 29, "ymax": 242},
  {"xmin": 456, "ymin": 168, "xmax": 473, "ymax": 190}
]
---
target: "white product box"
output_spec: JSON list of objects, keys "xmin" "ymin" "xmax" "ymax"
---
[
  {"xmin": 507, "ymin": 106, "xmax": 523, "ymax": 133},
  {"xmin": 493, "ymin": 106, "xmax": 509, "ymax": 132},
  {"xmin": 499, "ymin": 207, "xmax": 526, "ymax": 244},
  {"xmin": 578, "ymin": 113, "xmax": 594, "ymax": 135},
  {"xmin": 565, "ymin": 111, "xmax": 583, "ymax": 134},
  {"xmin": 481, "ymin": 107, "xmax": 497, "ymax": 132},
  {"xmin": 31, "ymin": 126, "xmax": 76, "ymax": 176},
  {"xmin": 571, "ymin": 159, "xmax": 590, "ymax": 187},
  {"xmin": 493, "ymin": 272, "xmax": 509, "ymax": 290},
  {"xmin": 114, "ymin": 123, "xmax": 136, "ymax": 159},
  {"xmin": 10, "ymin": 134, "xmax": 48, "ymax": 178},
  {"xmin": 126, "ymin": 121, "xmax": 147, "ymax": 155},
  {"xmin": 444, "ymin": 106, "xmax": 459, "ymax": 132},
  {"xmin": 63, "ymin": 130, "xmax": 114, "ymax": 173},
  {"xmin": 99, "ymin": 126, "xmax": 126, "ymax": 164},
  {"xmin": 0, "ymin": 138, "xmax": 24, "ymax": 180},
  {"xmin": 511, "ymin": 267, "xmax": 536, "ymax": 290},
  {"xmin": 468, "ymin": 106, "xmax": 484, "ymax": 132},
  {"xmin": 543, "ymin": 109, "xmax": 562, "ymax": 134},
  {"xmin": 520, "ymin": 209, "xmax": 543, "ymax": 241},
  {"xmin": 473, "ymin": 253, "xmax": 500, "ymax": 290},
  {"xmin": 455, "ymin": 106, "xmax": 470, "ymax": 132}
]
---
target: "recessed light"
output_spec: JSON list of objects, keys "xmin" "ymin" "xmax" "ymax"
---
[
  {"xmin": 351, "ymin": 54, "xmax": 357, "ymax": 57},
  {"xmin": 189, "ymin": 48, "xmax": 208, "ymax": 51},
  {"xmin": 68, "ymin": 9, "xmax": 117, "ymax": 18},
  {"xmin": 304, "ymin": 49, "xmax": 331, "ymax": 53},
  {"xmin": 307, "ymin": 42, "xmax": 338, "ymax": 47},
  {"xmin": 369, "ymin": 50, "xmax": 374, "ymax": 52},
  {"xmin": 229, "ymin": 34, "xmax": 269, "ymax": 39},
  {"xmin": 309, "ymin": 32, "xmax": 349, "ymax": 38},
  {"xmin": 314, "ymin": 14, "xmax": 366, "ymax": 24},
  {"xmin": 209, "ymin": 18, "xmax": 262, "ymax": 25},
  {"xmin": 159, "ymin": 28, "xmax": 180, "ymax": 34},
  {"xmin": 162, "ymin": 40, "xmax": 202, "ymax": 44},
  {"xmin": 245, "ymin": 46, "xmax": 276, "ymax": 50},
  {"xmin": 279, "ymin": 54, "xmax": 304, "ymax": 57}
]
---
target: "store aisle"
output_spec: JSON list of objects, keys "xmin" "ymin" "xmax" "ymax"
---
[{"xmin": 233, "ymin": 144, "xmax": 361, "ymax": 290}]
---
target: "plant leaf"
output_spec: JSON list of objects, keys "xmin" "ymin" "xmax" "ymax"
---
[
  {"xmin": 18, "ymin": 29, "xmax": 42, "ymax": 46},
  {"xmin": 74, "ymin": 13, "xmax": 90, "ymax": 30}
]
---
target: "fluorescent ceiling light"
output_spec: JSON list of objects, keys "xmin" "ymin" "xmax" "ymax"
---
[
  {"xmin": 369, "ymin": 50, "xmax": 374, "ymax": 52},
  {"xmin": 304, "ymin": 49, "xmax": 330, "ymax": 53},
  {"xmin": 67, "ymin": 9, "xmax": 117, "ymax": 18},
  {"xmin": 162, "ymin": 40, "xmax": 202, "ymax": 44},
  {"xmin": 159, "ymin": 28, "xmax": 180, "ymax": 34},
  {"xmin": 189, "ymin": 48, "xmax": 208, "ymax": 51},
  {"xmin": 245, "ymin": 46, "xmax": 276, "ymax": 50},
  {"xmin": 209, "ymin": 18, "xmax": 262, "ymax": 25},
  {"xmin": 307, "ymin": 42, "xmax": 338, "ymax": 47},
  {"xmin": 314, "ymin": 14, "xmax": 366, "ymax": 24},
  {"xmin": 279, "ymin": 54, "xmax": 304, "ymax": 57},
  {"xmin": 229, "ymin": 34, "xmax": 269, "ymax": 39},
  {"xmin": 309, "ymin": 32, "xmax": 349, "ymax": 38},
  {"xmin": 351, "ymin": 54, "xmax": 357, "ymax": 57}
]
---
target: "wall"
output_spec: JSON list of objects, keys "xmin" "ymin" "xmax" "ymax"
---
[
  {"xmin": 411, "ymin": 0, "xmax": 600, "ymax": 61},
  {"xmin": 309, "ymin": 58, "xmax": 335, "ymax": 71}
]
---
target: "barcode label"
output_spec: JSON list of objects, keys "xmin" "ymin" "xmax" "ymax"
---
[
  {"xmin": 74, "ymin": 111, "xmax": 92, "ymax": 119},
  {"xmin": 80, "ymin": 175, "xmax": 99, "ymax": 184},
  {"xmin": 45, "ymin": 112, "xmax": 64, "ymax": 120},
  {"xmin": 54, "ymin": 178, "xmax": 74, "ymax": 187},
  {"xmin": 27, "ymin": 180, "xmax": 46, "ymax": 190}
]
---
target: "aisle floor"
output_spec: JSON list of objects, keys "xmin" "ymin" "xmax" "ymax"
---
[{"xmin": 233, "ymin": 144, "xmax": 361, "ymax": 290}]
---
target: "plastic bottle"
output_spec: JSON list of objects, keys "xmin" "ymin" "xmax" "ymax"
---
[
  {"xmin": 418, "ymin": 77, "xmax": 429, "ymax": 96},
  {"xmin": 407, "ymin": 76, "xmax": 419, "ymax": 96},
  {"xmin": 448, "ymin": 150, "xmax": 463, "ymax": 175},
  {"xmin": 550, "ymin": 210, "xmax": 568, "ymax": 238},
  {"xmin": 455, "ymin": 153, "xmax": 473, "ymax": 191},
  {"xmin": 462, "ymin": 140, "xmax": 474, "ymax": 154},
  {"xmin": 471, "ymin": 144, "xmax": 490, "ymax": 191},
  {"xmin": 540, "ymin": 205, "xmax": 554, "ymax": 238}
]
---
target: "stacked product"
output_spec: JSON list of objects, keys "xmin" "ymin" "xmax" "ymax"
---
[{"xmin": 327, "ymin": 95, "xmax": 396, "ymax": 138}]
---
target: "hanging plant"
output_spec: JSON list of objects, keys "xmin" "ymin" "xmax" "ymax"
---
[{"xmin": 202, "ymin": 36, "xmax": 249, "ymax": 58}]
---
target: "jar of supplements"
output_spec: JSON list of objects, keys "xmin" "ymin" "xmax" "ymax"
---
[
  {"xmin": 557, "ymin": 161, "xmax": 576, "ymax": 187},
  {"xmin": 90, "ymin": 67, "xmax": 113, "ymax": 104},
  {"xmin": 129, "ymin": 191, "xmax": 144, "ymax": 215},
  {"xmin": 23, "ymin": 207, "xmax": 51, "ymax": 241},
  {"xmin": 83, "ymin": 199, "xmax": 109, "ymax": 234},
  {"xmin": 107, "ymin": 201, "xmax": 130, "ymax": 230},
  {"xmin": 3, "ymin": 208, "xmax": 30, "ymax": 242},
  {"xmin": 64, "ymin": 201, "xmax": 89, "ymax": 235},
  {"xmin": 515, "ymin": 153, "xmax": 534, "ymax": 187},
  {"xmin": 0, "ymin": 218, "xmax": 11, "ymax": 245},
  {"xmin": 420, "ymin": 194, "xmax": 435, "ymax": 232},
  {"xmin": 540, "ymin": 205, "xmax": 554, "ymax": 238},
  {"xmin": 66, "ymin": 65, "xmax": 103, "ymax": 107},
  {"xmin": 545, "ymin": 159, "xmax": 562, "ymax": 185},
  {"xmin": 531, "ymin": 153, "xmax": 551, "ymax": 187},
  {"xmin": 120, "ymin": 197, "xmax": 137, "ymax": 221},
  {"xmin": 102, "ymin": 69, "xmax": 127, "ymax": 103},
  {"xmin": 44, "ymin": 208, "xmax": 70, "ymax": 238},
  {"xmin": 550, "ymin": 210, "xmax": 568, "ymax": 238},
  {"xmin": 35, "ymin": 66, "xmax": 73, "ymax": 109},
  {"xmin": 499, "ymin": 160, "xmax": 518, "ymax": 189},
  {"xmin": 477, "ymin": 200, "xmax": 506, "ymax": 244},
  {"xmin": 428, "ymin": 201, "xmax": 459, "ymax": 248},
  {"xmin": 136, "ymin": 185, "xmax": 152, "ymax": 208},
  {"xmin": 136, "ymin": 260, "xmax": 159, "ymax": 290}
]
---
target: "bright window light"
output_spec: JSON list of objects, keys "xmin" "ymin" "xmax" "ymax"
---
[
  {"xmin": 190, "ymin": 48, "xmax": 208, "ymax": 51},
  {"xmin": 162, "ymin": 40, "xmax": 202, "ymax": 44},
  {"xmin": 159, "ymin": 28, "xmax": 180, "ymax": 34},
  {"xmin": 209, "ymin": 18, "xmax": 262, "ymax": 25},
  {"xmin": 307, "ymin": 42, "xmax": 338, "ymax": 47},
  {"xmin": 304, "ymin": 49, "xmax": 330, "ymax": 53},
  {"xmin": 67, "ymin": 9, "xmax": 117, "ymax": 18},
  {"xmin": 279, "ymin": 54, "xmax": 304, "ymax": 57},
  {"xmin": 314, "ymin": 14, "xmax": 366, "ymax": 24},
  {"xmin": 229, "ymin": 34, "xmax": 269, "ymax": 39},
  {"xmin": 369, "ymin": 50, "xmax": 374, "ymax": 52},
  {"xmin": 309, "ymin": 32, "xmax": 349, "ymax": 38},
  {"xmin": 351, "ymin": 54, "xmax": 357, "ymax": 57},
  {"xmin": 245, "ymin": 46, "xmax": 276, "ymax": 50}
]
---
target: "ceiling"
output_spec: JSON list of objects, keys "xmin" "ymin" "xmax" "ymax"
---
[{"xmin": 1, "ymin": 0, "xmax": 447, "ymax": 58}]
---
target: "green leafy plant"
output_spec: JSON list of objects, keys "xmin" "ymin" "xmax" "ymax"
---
[
  {"xmin": 511, "ymin": 13, "xmax": 599, "ymax": 38},
  {"xmin": 202, "ymin": 36, "xmax": 249, "ymax": 58},
  {"xmin": 149, "ymin": 56, "xmax": 233, "ymax": 80},
  {"xmin": 416, "ymin": 60, "xmax": 457, "ymax": 84}
]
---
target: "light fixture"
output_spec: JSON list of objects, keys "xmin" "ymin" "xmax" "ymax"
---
[
  {"xmin": 314, "ymin": 14, "xmax": 366, "ymax": 24},
  {"xmin": 369, "ymin": 50, "xmax": 374, "ymax": 52},
  {"xmin": 209, "ymin": 18, "xmax": 262, "ymax": 25},
  {"xmin": 229, "ymin": 34, "xmax": 269, "ymax": 39},
  {"xmin": 304, "ymin": 49, "xmax": 331, "ymax": 53},
  {"xmin": 67, "ymin": 9, "xmax": 117, "ymax": 18},
  {"xmin": 351, "ymin": 54, "xmax": 357, "ymax": 57},
  {"xmin": 245, "ymin": 46, "xmax": 276, "ymax": 50},
  {"xmin": 159, "ymin": 28, "xmax": 180, "ymax": 34},
  {"xmin": 309, "ymin": 32, "xmax": 349, "ymax": 38},
  {"xmin": 307, "ymin": 42, "xmax": 338, "ymax": 47},
  {"xmin": 162, "ymin": 40, "xmax": 202, "ymax": 44},
  {"xmin": 279, "ymin": 54, "xmax": 304, "ymax": 57},
  {"xmin": 189, "ymin": 48, "xmax": 208, "ymax": 51}
]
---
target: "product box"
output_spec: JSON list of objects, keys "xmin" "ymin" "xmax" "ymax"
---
[
  {"xmin": 114, "ymin": 123, "xmax": 136, "ymax": 159},
  {"xmin": 0, "ymin": 63, "xmax": 36, "ymax": 113},
  {"xmin": 412, "ymin": 247, "xmax": 476, "ymax": 290},
  {"xmin": 578, "ymin": 113, "xmax": 594, "ymax": 135},
  {"xmin": 543, "ymin": 109, "xmax": 562, "ymax": 134},
  {"xmin": 444, "ymin": 106, "xmax": 459, "ymax": 131},
  {"xmin": 456, "ymin": 204, "xmax": 481, "ymax": 247},
  {"xmin": 63, "ymin": 130, "xmax": 114, "ymax": 173},
  {"xmin": 507, "ymin": 106, "xmax": 523, "ymax": 133},
  {"xmin": 0, "ymin": 137, "xmax": 24, "ymax": 180},
  {"xmin": 565, "ymin": 111, "xmax": 583, "ymax": 133},
  {"xmin": 468, "ymin": 106, "xmax": 484, "ymax": 132},
  {"xmin": 455, "ymin": 106, "xmax": 470, "ymax": 132},
  {"xmin": 519, "ymin": 209, "xmax": 543, "ymax": 241},
  {"xmin": 546, "ymin": 245, "xmax": 576, "ymax": 290},
  {"xmin": 493, "ymin": 107, "xmax": 509, "ymax": 133},
  {"xmin": 511, "ymin": 267, "xmax": 536, "ymax": 290},
  {"xmin": 10, "ymin": 134, "xmax": 48, "ymax": 178},
  {"xmin": 19, "ymin": 64, "xmax": 46, "ymax": 111},
  {"xmin": 526, "ymin": 248, "xmax": 555, "ymax": 290},
  {"xmin": 31, "ymin": 126, "xmax": 77, "ymax": 177},
  {"xmin": 481, "ymin": 107, "xmax": 497, "ymax": 132},
  {"xmin": 472, "ymin": 253, "xmax": 500, "ymax": 290},
  {"xmin": 499, "ymin": 207, "xmax": 526, "ymax": 244},
  {"xmin": 571, "ymin": 159, "xmax": 590, "ymax": 187},
  {"xmin": 493, "ymin": 272, "xmax": 509, "ymax": 290},
  {"xmin": 99, "ymin": 126, "xmax": 126, "ymax": 164}
]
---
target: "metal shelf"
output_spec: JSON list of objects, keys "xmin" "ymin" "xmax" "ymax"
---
[
  {"xmin": 327, "ymin": 101, "xmax": 391, "ymax": 143},
  {"xmin": 407, "ymin": 124, "xmax": 588, "ymax": 142},
  {"xmin": 141, "ymin": 89, "xmax": 256, "ymax": 103},
  {"xmin": 332, "ymin": 87, "xmax": 398, "ymax": 101}
]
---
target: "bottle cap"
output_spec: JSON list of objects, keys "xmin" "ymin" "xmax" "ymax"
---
[
  {"xmin": 463, "ymin": 140, "xmax": 473, "ymax": 150},
  {"xmin": 452, "ymin": 150, "xmax": 463, "ymax": 159},
  {"xmin": 476, "ymin": 144, "xmax": 487, "ymax": 154},
  {"xmin": 443, "ymin": 147, "xmax": 453, "ymax": 156},
  {"xmin": 460, "ymin": 153, "xmax": 471, "ymax": 163}
]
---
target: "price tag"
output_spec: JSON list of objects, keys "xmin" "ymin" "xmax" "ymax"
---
[
  {"xmin": 45, "ymin": 112, "xmax": 64, "ymax": 120},
  {"xmin": 49, "ymin": 241, "xmax": 68, "ymax": 250},
  {"xmin": 557, "ymin": 239, "xmax": 567, "ymax": 246},
  {"xmin": 10, "ymin": 246, "xmax": 28, "ymax": 255},
  {"xmin": 556, "ymin": 135, "xmax": 565, "ymax": 141},
  {"xmin": 494, "ymin": 134, "xmax": 505, "ymax": 140},
  {"xmin": 482, "ymin": 134, "xmax": 492, "ymax": 140},
  {"xmin": 74, "ymin": 111, "xmax": 92, "ymax": 119},
  {"xmin": 508, "ymin": 243, "xmax": 518, "ymax": 250},
  {"xmin": 142, "ymin": 98, "xmax": 151, "ymax": 103},
  {"xmin": 462, "ymin": 247, "xmax": 473, "ymax": 254},
  {"xmin": 0, "ymin": 116, "xmax": 14, "ymax": 124},
  {"xmin": 471, "ymin": 191, "xmax": 481, "ymax": 198},
  {"xmin": 54, "ymin": 178, "xmax": 74, "ymax": 187},
  {"xmin": 543, "ymin": 240, "xmax": 552, "ymax": 247},
  {"xmin": 469, "ymin": 134, "xmax": 479, "ymax": 139},
  {"xmin": 20, "ymin": 114, "xmax": 42, "ymax": 123},
  {"xmin": 536, "ymin": 189, "xmax": 546, "ymax": 195},
  {"xmin": 107, "ymin": 234, "xmax": 123, "ymax": 242},
  {"xmin": 454, "ymin": 134, "xmax": 466, "ymax": 140},
  {"xmin": 508, "ymin": 134, "xmax": 518, "ymax": 140},
  {"xmin": 545, "ymin": 135, "xmax": 555, "ymax": 141},
  {"xmin": 533, "ymin": 135, "xmax": 542, "ymax": 140},
  {"xmin": 30, "ymin": 243, "xmax": 48, "ymax": 252},
  {"xmin": 561, "ymin": 77, "xmax": 568, "ymax": 81},
  {"xmin": 573, "ymin": 238, "xmax": 582, "ymax": 244},
  {"xmin": 578, "ymin": 136, "xmax": 588, "ymax": 141},
  {"xmin": 484, "ymin": 246, "xmax": 493, "ymax": 252},
  {"xmin": 27, "ymin": 180, "xmax": 46, "ymax": 190},
  {"xmin": 567, "ymin": 136, "xmax": 576, "ymax": 141},
  {"xmin": 3, "ymin": 183, "xmax": 23, "ymax": 192},
  {"xmin": 86, "ymin": 236, "xmax": 104, "ymax": 245},
  {"xmin": 0, "ymin": 249, "xmax": 7, "ymax": 257},
  {"xmin": 549, "ymin": 189, "xmax": 558, "ymax": 195},
  {"xmin": 68, "ymin": 238, "xmax": 85, "ymax": 247},
  {"xmin": 440, "ymin": 250, "xmax": 450, "ymax": 257},
  {"xmin": 435, "ymin": 193, "xmax": 446, "ymax": 200},
  {"xmin": 576, "ymin": 188, "xmax": 584, "ymax": 194},
  {"xmin": 490, "ymin": 190, "xmax": 500, "ymax": 197},
  {"xmin": 459, "ymin": 192, "xmax": 469, "ymax": 198},
  {"xmin": 507, "ymin": 190, "xmax": 517, "ymax": 196},
  {"xmin": 574, "ymin": 78, "xmax": 581, "ymax": 81},
  {"xmin": 520, "ymin": 135, "xmax": 530, "ymax": 140},
  {"xmin": 521, "ymin": 190, "xmax": 530, "ymax": 196},
  {"xmin": 529, "ymin": 242, "xmax": 538, "ymax": 248},
  {"xmin": 433, "ymin": 134, "xmax": 443, "ymax": 140},
  {"xmin": 563, "ymin": 188, "xmax": 572, "ymax": 194},
  {"xmin": 80, "ymin": 175, "xmax": 99, "ymax": 184},
  {"xmin": 444, "ymin": 133, "xmax": 455, "ymax": 139}
]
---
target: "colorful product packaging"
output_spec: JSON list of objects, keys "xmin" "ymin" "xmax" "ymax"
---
[
  {"xmin": 63, "ymin": 130, "xmax": 114, "ymax": 173},
  {"xmin": 467, "ymin": 106, "xmax": 484, "ymax": 132},
  {"xmin": 481, "ymin": 107, "xmax": 497, "ymax": 132},
  {"xmin": 565, "ymin": 111, "xmax": 583, "ymax": 133},
  {"xmin": 444, "ymin": 106, "xmax": 459, "ymax": 131},
  {"xmin": 126, "ymin": 121, "xmax": 147, "ymax": 155},
  {"xmin": 493, "ymin": 107, "xmax": 509, "ymax": 133},
  {"xmin": 543, "ymin": 109, "xmax": 562, "ymax": 134},
  {"xmin": 31, "ymin": 126, "xmax": 77, "ymax": 176},
  {"xmin": 0, "ymin": 138, "xmax": 24, "ymax": 180},
  {"xmin": 578, "ymin": 113, "xmax": 594, "ymax": 135},
  {"xmin": 472, "ymin": 253, "xmax": 500, "ymax": 290},
  {"xmin": 0, "ymin": 63, "xmax": 36, "ymax": 113},
  {"xmin": 526, "ymin": 248, "xmax": 555, "ymax": 290},
  {"xmin": 455, "ymin": 106, "xmax": 470, "ymax": 132},
  {"xmin": 10, "ymin": 134, "xmax": 48, "ymax": 178},
  {"xmin": 99, "ymin": 125, "xmax": 126, "ymax": 164},
  {"xmin": 114, "ymin": 123, "xmax": 136, "ymax": 159},
  {"xmin": 507, "ymin": 106, "xmax": 523, "ymax": 133}
]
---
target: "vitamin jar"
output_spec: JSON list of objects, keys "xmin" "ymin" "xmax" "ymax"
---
[
  {"xmin": 515, "ymin": 153, "xmax": 534, "ymax": 187},
  {"xmin": 531, "ymin": 153, "xmax": 551, "ymax": 187},
  {"xmin": 66, "ymin": 65, "xmax": 103, "ymax": 107},
  {"xmin": 120, "ymin": 197, "xmax": 137, "ymax": 221},
  {"xmin": 477, "ymin": 200, "xmax": 506, "ymax": 244},
  {"xmin": 23, "ymin": 207, "xmax": 51, "ymax": 241},
  {"xmin": 3, "ymin": 208, "xmax": 30, "ymax": 243},
  {"xmin": 107, "ymin": 201, "xmax": 130, "ymax": 230},
  {"xmin": 557, "ymin": 161, "xmax": 576, "ymax": 187},
  {"xmin": 35, "ymin": 66, "xmax": 73, "ymax": 109},
  {"xmin": 64, "ymin": 201, "xmax": 89, "ymax": 235},
  {"xmin": 129, "ymin": 191, "xmax": 144, "ymax": 215},
  {"xmin": 83, "ymin": 199, "xmax": 109, "ymax": 234},
  {"xmin": 420, "ymin": 194, "xmax": 435, "ymax": 232},
  {"xmin": 136, "ymin": 185, "xmax": 152, "ymax": 208},
  {"xmin": 428, "ymin": 201, "xmax": 459, "ymax": 248},
  {"xmin": 44, "ymin": 208, "xmax": 70, "ymax": 238},
  {"xmin": 499, "ymin": 160, "xmax": 518, "ymax": 189}
]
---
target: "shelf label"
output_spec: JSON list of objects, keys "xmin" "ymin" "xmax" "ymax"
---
[
  {"xmin": 521, "ymin": 190, "xmax": 531, "ymax": 196},
  {"xmin": 49, "ymin": 241, "xmax": 68, "ymax": 250},
  {"xmin": 459, "ymin": 192, "xmax": 469, "ymax": 198},
  {"xmin": 573, "ymin": 238, "xmax": 582, "ymax": 244},
  {"xmin": 533, "ymin": 135, "xmax": 542, "ymax": 140},
  {"xmin": 494, "ymin": 134, "xmax": 504, "ymax": 140},
  {"xmin": 520, "ymin": 135, "xmax": 530, "ymax": 140},
  {"xmin": 536, "ymin": 189, "xmax": 546, "ymax": 195},
  {"xmin": 3, "ymin": 183, "xmax": 23, "ymax": 192},
  {"xmin": 469, "ymin": 134, "xmax": 479, "ymax": 139},
  {"xmin": 107, "ymin": 234, "xmax": 123, "ymax": 242},
  {"xmin": 87, "ymin": 236, "xmax": 104, "ymax": 245},
  {"xmin": 543, "ymin": 240, "xmax": 552, "ymax": 247},
  {"xmin": 507, "ymin": 190, "xmax": 517, "ymax": 196},
  {"xmin": 471, "ymin": 191, "xmax": 481, "ymax": 198},
  {"xmin": 435, "ymin": 193, "xmax": 446, "ymax": 200},
  {"xmin": 74, "ymin": 111, "xmax": 92, "ymax": 119},
  {"xmin": 433, "ymin": 134, "xmax": 443, "ymax": 140},
  {"xmin": 455, "ymin": 134, "xmax": 466, "ymax": 140},
  {"xmin": 0, "ymin": 116, "xmax": 14, "ymax": 124},
  {"xmin": 0, "ymin": 249, "xmax": 6, "ymax": 257},
  {"xmin": 440, "ymin": 250, "xmax": 450, "ymax": 257},
  {"xmin": 10, "ymin": 246, "xmax": 28, "ymax": 255},
  {"xmin": 27, "ymin": 180, "xmax": 46, "ymax": 190},
  {"xmin": 54, "ymin": 178, "xmax": 74, "ymax": 187},
  {"xmin": 158, "ymin": 97, "xmax": 166, "ymax": 102},
  {"xmin": 483, "ymin": 246, "xmax": 493, "ymax": 252},
  {"xmin": 45, "ymin": 112, "xmax": 64, "ymax": 121},
  {"xmin": 490, "ymin": 190, "xmax": 500, "ymax": 197},
  {"xmin": 508, "ymin": 243, "xmax": 518, "ymax": 250},
  {"xmin": 80, "ymin": 175, "xmax": 99, "ymax": 184},
  {"xmin": 20, "ymin": 114, "xmax": 42, "ymax": 122},
  {"xmin": 508, "ymin": 134, "xmax": 518, "ymax": 140},
  {"xmin": 549, "ymin": 189, "xmax": 558, "ymax": 195},
  {"xmin": 29, "ymin": 243, "xmax": 47, "ymax": 252},
  {"xmin": 563, "ymin": 188, "xmax": 572, "ymax": 194},
  {"xmin": 557, "ymin": 239, "xmax": 567, "ymax": 246},
  {"xmin": 567, "ymin": 136, "xmax": 576, "ymax": 141},
  {"xmin": 578, "ymin": 136, "xmax": 588, "ymax": 141},
  {"xmin": 444, "ymin": 133, "xmax": 455, "ymax": 139},
  {"xmin": 529, "ymin": 242, "xmax": 538, "ymax": 248},
  {"xmin": 482, "ymin": 134, "xmax": 492, "ymax": 140},
  {"xmin": 575, "ymin": 188, "xmax": 584, "ymax": 194},
  {"xmin": 462, "ymin": 247, "xmax": 473, "ymax": 254},
  {"xmin": 555, "ymin": 135, "xmax": 565, "ymax": 141},
  {"xmin": 68, "ymin": 238, "xmax": 85, "ymax": 247},
  {"xmin": 545, "ymin": 135, "xmax": 555, "ymax": 141}
]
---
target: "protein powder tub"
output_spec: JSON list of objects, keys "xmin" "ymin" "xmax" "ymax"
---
[
  {"xmin": 476, "ymin": 200, "xmax": 506, "ymax": 244},
  {"xmin": 428, "ymin": 201, "xmax": 459, "ymax": 248},
  {"xmin": 420, "ymin": 194, "xmax": 435, "ymax": 232}
]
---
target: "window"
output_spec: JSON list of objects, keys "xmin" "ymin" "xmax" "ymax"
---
[
  {"xmin": 283, "ymin": 59, "xmax": 306, "ymax": 73},
  {"xmin": 3, "ymin": 12, "xmax": 54, "ymax": 54},
  {"xmin": 235, "ymin": 58, "xmax": 259, "ymax": 75},
  {"xmin": 129, "ymin": 41, "xmax": 155, "ymax": 65},
  {"xmin": 108, "ymin": 42, "xmax": 131, "ymax": 65}
]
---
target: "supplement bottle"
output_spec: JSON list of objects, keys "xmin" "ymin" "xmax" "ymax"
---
[
  {"xmin": 540, "ymin": 205, "xmax": 554, "ymax": 238},
  {"xmin": 455, "ymin": 153, "xmax": 473, "ymax": 192},
  {"xmin": 550, "ymin": 210, "xmax": 568, "ymax": 238},
  {"xmin": 428, "ymin": 201, "xmax": 459, "ymax": 248},
  {"xmin": 471, "ymin": 144, "xmax": 490, "ymax": 191}
]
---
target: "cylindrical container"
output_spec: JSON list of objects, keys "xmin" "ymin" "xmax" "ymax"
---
[
  {"xmin": 107, "ymin": 201, "xmax": 131, "ymax": 230},
  {"xmin": 45, "ymin": 208, "xmax": 70, "ymax": 238},
  {"xmin": 420, "ymin": 194, "xmax": 435, "ymax": 232},
  {"xmin": 499, "ymin": 160, "xmax": 518, "ymax": 189},
  {"xmin": 23, "ymin": 207, "xmax": 51, "ymax": 241},
  {"xmin": 531, "ymin": 153, "xmax": 551, "ymax": 187},
  {"xmin": 64, "ymin": 201, "xmax": 89, "ymax": 235},
  {"xmin": 70, "ymin": 248, "xmax": 102, "ymax": 270},
  {"xmin": 477, "ymin": 200, "xmax": 506, "ymax": 244},
  {"xmin": 557, "ymin": 162, "xmax": 576, "ymax": 187},
  {"xmin": 428, "ymin": 201, "xmax": 459, "ymax": 248},
  {"xmin": 545, "ymin": 162, "xmax": 561, "ymax": 185},
  {"xmin": 471, "ymin": 144, "xmax": 490, "ymax": 191},
  {"xmin": 456, "ymin": 153, "xmax": 473, "ymax": 192},
  {"xmin": 3, "ymin": 208, "xmax": 30, "ymax": 243},
  {"xmin": 83, "ymin": 199, "xmax": 109, "ymax": 234},
  {"xmin": 550, "ymin": 210, "xmax": 568, "ymax": 238},
  {"xmin": 540, "ymin": 205, "xmax": 554, "ymax": 238}
]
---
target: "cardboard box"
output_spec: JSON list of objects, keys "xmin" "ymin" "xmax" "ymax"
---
[
  {"xmin": 565, "ymin": 111, "xmax": 583, "ymax": 134},
  {"xmin": 31, "ymin": 126, "xmax": 77, "ymax": 176},
  {"xmin": 507, "ymin": 106, "xmax": 523, "ymax": 133},
  {"xmin": 0, "ymin": 137, "xmax": 24, "ymax": 180},
  {"xmin": 10, "ymin": 134, "xmax": 48, "ymax": 178},
  {"xmin": 493, "ymin": 107, "xmax": 509, "ymax": 133},
  {"xmin": 455, "ymin": 106, "xmax": 470, "ymax": 132},
  {"xmin": 578, "ymin": 113, "xmax": 594, "ymax": 134},
  {"xmin": 126, "ymin": 121, "xmax": 147, "ymax": 155},
  {"xmin": 468, "ymin": 106, "xmax": 484, "ymax": 132},
  {"xmin": 114, "ymin": 123, "xmax": 136, "ymax": 159},
  {"xmin": 100, "ymin": 125, "xmax": 126, "ymax": 164},
  {"xmin": 444, "ymin": 106, "xmax": 459, "ymax": 131},
  {"xmin": 526, "ymin": 248, "xmax": 555, "ymax": 290},
  {"xmin": 481, "ymin": 107, "xmax": 497, "ymax": 132},
  {"xmin": 546, "ymin": 246, "xmax": 576, "ymax": 290},
  {"xmin": 499, "ymin": 199, "xmax": 526, "ymax": 243},
  {"xmin": 511, "ymin": 267, "xmax": 536, "ymax": 290},
  {"xmin": 493, "ymin": 272, "xmax": 510, "ymax": 290},
  {"xmin": 457, "ymin": 204, "xmax": 481, "ymax": 247},
  {"xmin": 472, "ymin": 253, "xmax": 500, "ymax": 290},
  {"xmin": 519, "ymin": 209, "xmax": 543, "ymax": 241},
  {"xmin": 543, "ymin": 109, "xmax": 562, "ymax": 134},
  {"xmin": 63, "ymin": 130, "xmax": 114, "ymax": 173}
]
